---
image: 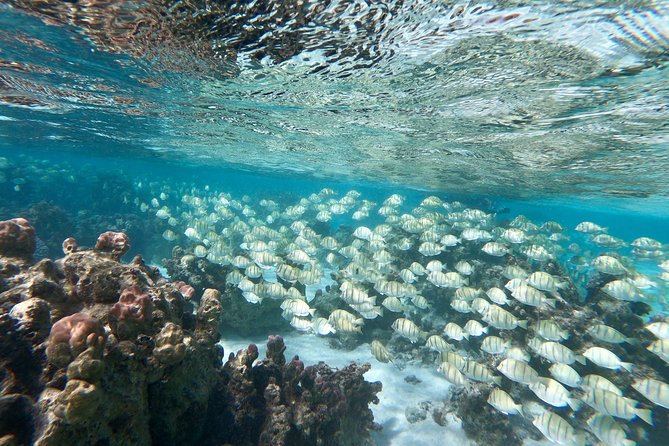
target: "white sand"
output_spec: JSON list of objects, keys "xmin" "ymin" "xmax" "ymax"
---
[{"xmin": 220, "ymin": 331, "xmax": 474, "ymax": 446}]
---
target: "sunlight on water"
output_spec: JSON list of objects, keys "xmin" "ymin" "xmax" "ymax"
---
[
  {"xmin": 1, "ymin": 2, "xmax": 669, "ymax": 446},
  {"xmin": 1, "ymin": 1, "xmax": 668, "ymax": 197}
]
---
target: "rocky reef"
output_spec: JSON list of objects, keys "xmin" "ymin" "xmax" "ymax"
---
[{"xmin": 0, "ymin": 218, "xmax": 381, "ymax": 446}]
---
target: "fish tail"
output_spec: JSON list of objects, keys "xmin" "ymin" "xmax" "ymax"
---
[
  {"xmin": 621, "ymin": 362, "xmax": 635, "ymax": 373},
  {"xmin": 636, "ymin": 408, "xmax": 653, "ymax": 426},
  {"xmin": 517, "ymin": 320, "xmax": 528, "ymax": 330},
  {"xmin": 493, "ymin": 376, "xmax": 502, "ymax": 386},
  {"xmin": 575, "ymin": 355, "xmax": 586, "ymax": 365},
  {"xmin": 545, "ymin": 298, "xmax": 557, "ymax": 308}
]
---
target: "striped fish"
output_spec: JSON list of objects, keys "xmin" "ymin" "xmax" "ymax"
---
[
  {"xmin": 537, "ymin": 341, "xmax": 586, "ymax": 365},
  {"xmin": 370, "ymin": 340, "xmax": 394, "ymax": 364},
  {"xmin": 511, "ymin": 284, "xmax": 556, "ymax": 308},
  {"xmin": 583, "ymin": 347, "xmax": 634, "ymax": 372},
  {"xmin": 587, "ymin": 324, "xmax": 632, "ymax": 344},
  {"xmin": 534, "ymin": 319, "xmax": 569, "ymax": 341},
  {"xmin": 549, "ymin": 363, "xmax": 582, "ymax": 388},
  {"xmin": 461, "ymin": 360, "xmax": 501, "ymax": 385},
  {"xmin": 529, "ymin": 377, "xmax": 581, "ymax": 411},
  {"xmin": 532, "ymin": 411, "xmax": 585, "ymax": 446},
  {"xmin": 647, "ymin": 339, "xmax": 669, "ymax": 363},
  {"xmin": 527, "ymin": 271, "xmax": 562, "ymax": 293},
  {"xmin": 646, "ymin": 321, "xmax": 669, "ymax": 340},
  {"xmin": 444, "ymin": 322, "xmax": 469, "ymax": 341},
  {"xmin": 497, "ymin": 358, "xmax": 539, "ymax": 385},
  {"xmin": 425, "ymin": 335, "xmax": 453, "ymax": 353},
  {"xmin": 487, "ymin": 389, "xmax": 524, "ymax": 416},
  {"xmin": 583, "ymin": 388, "xmax": 653, "ymax": 425},
  {"xmin": 581, "ymin": 374, "xmax": 623, "ymax": 396},
  {"xmin": 391, "ymin": 318, "xmax": 425, "ymax": 343},
  {"xmin": 482, "ymin": 305, "xmax": 528, "ymax": 330},
  {"xmin": 437, "ymin": 362, "xmax": 468, "ymax": 386},
  {"xmin": 633, "ymin": 378, "xmax": 669, "ymax": 409},
  {"xmin": 440, "ymin": 351, "xmax": 468, "ymax": 371},
  {"xmin": 481, "ymin": 336, "xmax": 508, "ymax": 355},
  {"xmin": 587, "ymin": 414, "xmax": 636, "ymax": 446}
]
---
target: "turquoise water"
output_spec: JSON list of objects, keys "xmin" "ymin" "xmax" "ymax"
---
[{"xmin": 1, "ymin": 2, "xmax": 669, "ymax": 445}]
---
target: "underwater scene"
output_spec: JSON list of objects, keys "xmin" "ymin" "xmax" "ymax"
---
[{"xmin": 1, "ymin": 1, "xmax": 669, "ymax": 446}]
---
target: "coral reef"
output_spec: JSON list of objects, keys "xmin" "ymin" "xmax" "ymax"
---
[
  {"xmin": 164, "ymin": 247, "xmax": 287, "ymax": 335},
  {"xmin": 95, "ymin": 231, "xmax": 130, "ymax": 261},
  {"xmin": 0, "ymin": 218, "xmax": 36, "ymax": 259},
  {"xmin": 0, "ymin": 218, "xmax": 381, "ymax": 446}
]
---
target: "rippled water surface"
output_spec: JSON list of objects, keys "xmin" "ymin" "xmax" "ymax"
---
[{"xmin": 1, "ymin": 1, "xmax": 668, "ymax": 198}]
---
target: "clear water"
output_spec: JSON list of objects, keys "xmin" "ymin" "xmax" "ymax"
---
[{"xmin": 1, "ymin": 1, "xmax": 669, "ymax": 445}]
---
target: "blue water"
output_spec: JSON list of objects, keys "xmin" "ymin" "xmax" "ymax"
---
[{"xmin": 2, "ymin": 2, "xmax": 669, "ymax": 445}]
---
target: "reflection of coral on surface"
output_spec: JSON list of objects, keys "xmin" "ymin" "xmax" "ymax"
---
[{"xmin": 0, "ymin": 218, "xmax": 381, "ymax": 446}]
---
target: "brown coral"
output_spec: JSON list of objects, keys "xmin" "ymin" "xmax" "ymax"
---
[
  {"xmin": 195, "ymin": 288, "xmax": 221, "ymax": 345},
  {"xmin": 111, "ymin": 285, "xmax": 152, "ymax": 323},
  {"xmin": 94, "ymin": 231, "xmax": 130, "ymax": 260},
  {"xmin": 110, "ymin": 285, "xmax": 153, "ymax": 340},
  {"xmin": 0, "ymin": 218, "xmax": 36, "ymax": 259},
  {"xmin": 154, "ymin": 322, "xmax": 186, "ymax": 366},
  {"xmin": 61, "ymin": 237, "xmax": 77, "ymax": 255},
  {"xmin": 45, "ymin": 313, "xmax": 106, "ymax": 368}
]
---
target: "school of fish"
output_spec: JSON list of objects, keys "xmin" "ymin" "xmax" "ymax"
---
[{"xmin": 133, "ymin": 183, "xmax": 668, "ymax": 446}]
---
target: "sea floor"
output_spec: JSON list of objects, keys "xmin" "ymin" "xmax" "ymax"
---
[{"xmin": 220, "ymin": 331, "xmax": 553, "ymax": 446}]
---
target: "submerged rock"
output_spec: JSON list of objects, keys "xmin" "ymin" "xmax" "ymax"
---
[{"xmin": 0, "ymin": 219, "xmax": 382, "ymax": 446}]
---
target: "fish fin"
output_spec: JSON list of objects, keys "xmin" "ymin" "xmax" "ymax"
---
[
  {"xmin": 572, "ymin": 433, "xmax": 587, "ymax": 446},
  {"xmin": 622, "ymin": 440, "xmax": 637, "ymax": 446},
  {"xmin": 545, "ymin": 298, "xmax": 557, "ymax": 308},
  {"xmin": 483, "ymin": 327, "xmax": 489, "ymax": 334},
  {"xmin": 517, "ymin": 320, "xmax": 528, "ymax": 330},
  {"xmin": 464, "ymin": 278, "xmax": 470, "ymax": 286},
  {"xmin": 567, "ymin": 398, "xmax": 582, "ymax": 412},
  {"xmin": 575, "ymin": 355, "xmax": 586, "ymax": 365},
  {"xmin": 493, "ymin": 376, "xmax": 502, "ymax": 386},
  {"xmin": 308, "ymin": 309, "xmax": 316, "ymax": 317},
  {"xmin": 636, "ymin": 408, "xmax": 653, "ymax": 426},
  {"xmin": 621, "ymin": 362, "xmax": 635, "ymax": 373},
  {"xmin": 625, "ymin": 337, "xmax": 641, "ymax": 346},
  {"xmin": 462, "ymin": 333, "xmax": 470, "ymax": 341}
]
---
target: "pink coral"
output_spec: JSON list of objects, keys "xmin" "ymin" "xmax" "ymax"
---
[
  {"xmin": 94, "ymin": 231, "xmax": 130, "ymax": 260},
  {"xmin": 46, "ymin": 312, "xmax": 106, "ymax": 367},
  {"xmin": 173, "ymin": 281, "xmax": 195, "ymax": 300},
  {"xmin": 110, "ymin": 285, "xmax": 152, "ymax": 323},
  {"xmin": 0, "ymin": 217, "xmax": 36, "ymax": 258}
]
